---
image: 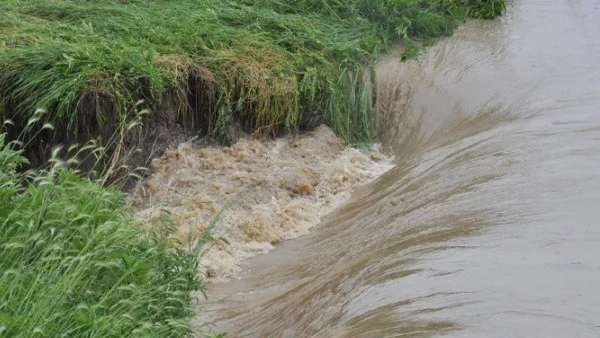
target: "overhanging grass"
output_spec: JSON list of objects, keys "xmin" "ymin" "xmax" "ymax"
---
[
  {"xmin": 0, "ymin": 133, "xmax": 208, "ymax": 337},
  {"xmin": 0, "ymin": 0, "xmax": 504, "ymax": 147}
]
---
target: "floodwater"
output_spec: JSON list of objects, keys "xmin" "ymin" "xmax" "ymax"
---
[
  {"xmin": 132, "ymin": 126, "xmax": 391, "ymax": 278},
  {"xmin": 195, "ymin": 1, "xmax": 600, "ymax": 337}
]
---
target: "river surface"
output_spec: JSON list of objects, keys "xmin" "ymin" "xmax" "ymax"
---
[{"xmin": 196, "ymin": 1, "xmax": 600, "ymax": 337}]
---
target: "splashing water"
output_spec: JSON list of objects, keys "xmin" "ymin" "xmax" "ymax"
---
[
  {"xmin": 132, "ymin": 125, "xmax": 392, "ymax": 278},
  {"xmin": 194, "ymin": 1, "xmax": 600, "ymax": 337}
]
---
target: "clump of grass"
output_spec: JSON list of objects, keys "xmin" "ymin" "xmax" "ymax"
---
[
  {"xmin": 0, "ymin": 133, "xmax": 207, "ymax": 337},
  {"xmin": 456, "ymin": 0, "xmax": 506, "ymax": 19},
  {"xmin": 0, "ymin": 0, "xmax": 504, "ymax": 152}
]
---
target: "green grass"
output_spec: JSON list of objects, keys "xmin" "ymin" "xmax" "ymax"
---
[
  {"xmin": 0, "ymin": 0, "xmax": 505, "ymax": 147},
  {"xmin": 0, "ymin": 133, "xmax": 209, "ymax": 337}
]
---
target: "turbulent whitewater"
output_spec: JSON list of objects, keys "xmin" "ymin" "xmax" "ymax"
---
[
  {"xmin": 132, "ymin": 126, "xmax": 391, "ymax": 278},
  {"xmin": 195, "ymin": 1, "xmax": 600, "ymax": 337}
]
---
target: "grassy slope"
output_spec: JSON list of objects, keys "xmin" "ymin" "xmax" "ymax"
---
[
  {"xmin": 0, "ymin": 134, "xmax": 210, "ymax": 337},
  {"xmin": 0, "ymin": 0, "xmax": 505, "ymax": 147}
]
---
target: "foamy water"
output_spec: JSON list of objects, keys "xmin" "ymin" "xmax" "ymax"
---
[
  {"xmin": 196, "ymin": 3, "xmax": 600, "ymax": 336},
  {"xmin": 131, "ymin": 125, "xmax": 392, "ymax": 278}
]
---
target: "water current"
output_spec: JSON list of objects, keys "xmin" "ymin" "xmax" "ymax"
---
[{"xmin": 188, "ymin": 1, "xmax": 600, "ymax": 336}]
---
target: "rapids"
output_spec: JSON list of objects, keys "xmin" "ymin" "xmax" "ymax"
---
[{"xmin": 194, "ymin": 1, "xmax": 600, "ymax": 337}]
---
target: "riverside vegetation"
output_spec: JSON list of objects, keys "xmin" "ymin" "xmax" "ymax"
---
[
  {"xmin": 0, "ymin": 0, "xmax": 505, "ymax": 148},
  {"xmin": 0, "ymin": 130, "xmax": 216, "ymax": 337},
  {"xmin": 0, "ymin": 1, "xmax": 504, "ymax": 337}
]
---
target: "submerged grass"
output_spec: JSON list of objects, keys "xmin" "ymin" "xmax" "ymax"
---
[
  {"xmin": 0, "ymin": 133, "xmax": 210, "ymax": 337},
  {"xmin": 0, "ymin": 0, "xmax": 505, "ymax": 148}
]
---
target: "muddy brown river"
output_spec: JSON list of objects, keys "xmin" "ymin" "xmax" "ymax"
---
[{"xmin": 193, "ymin": 1, "xmax": 600, "ymax": 337}]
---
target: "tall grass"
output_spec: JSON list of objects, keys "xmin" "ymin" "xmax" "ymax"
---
[
  {"xmin": 0, "ymin": 0, "xmax": 505, "ymax": 148},
  {"xmin": 0, "ymin": 133, "xmax": 208, "ymax": 337}
]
